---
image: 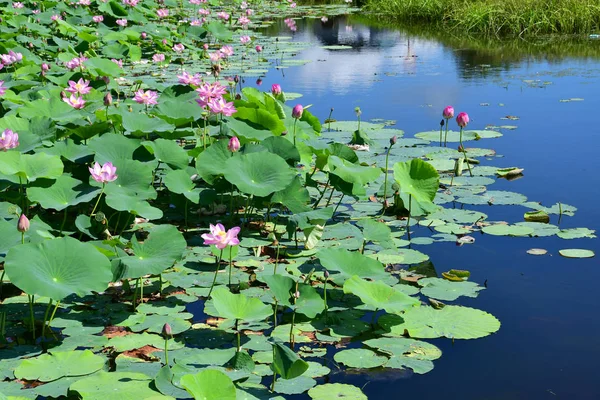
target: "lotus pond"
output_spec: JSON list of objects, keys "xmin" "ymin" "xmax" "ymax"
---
[{"xmin": 0, "ymin": 2, "xmax": 598, "ymax": 400}]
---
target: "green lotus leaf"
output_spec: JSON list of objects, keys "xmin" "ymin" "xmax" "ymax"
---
[
  {"xmin": 328, "ymin": 156, "xmax": 382, "ymax": 186},
  {"xmin": 195, "ymin": 139, "xmax": 233, "ymax": 184},
  {"xmin": 357, "ymin": 218, "xmax": 394, "ymax": 249},
  {"xmin": 181, "ymin": 369, "xmax": 236, "ymax": 400},
  {"xmin": 381, "ymin": 305, "xmax": 501, "ymax": 339},
  {"xmin": 457, "ymin": 190, "xmax": 527, "ymax": 206},
  {"xmin": 85, "ymin": 57, "xmax": 123, "ymax": 77},
  {"xmin": 308, "ymin": 383, "xmax": 367, "ymax": 400},
  {"xmin": 14, "ymin": 350, "xmax": 105, "ymax": 382},
  {"xmin": 207, "ymin": 287, "xmax": 272, "ymax": 322},
  {"xmin": 263, "ymin": 275, "xmax": 324, "ymax": 318},
  {"xmin": 327, "ymin": 120, "xmax": 384, "ymax": 132},
  {"xmin": 364, "ymin": 337, "xmax": 441, "ymax": 373},
  {"xmin": 415, "ymin": 130, "xmax": 502, "ymax": 142},
  {"xmin": 143, "ymin": 139, "xmax": 189, "ymax": 170},
  {"xmin": 5, "ymin": 237, "xmax": 112, "ymax": 301},
  {"xmin": 261, "ymin": 136, "xmax": 301, "ymax": 165},
  {"xmin": 343, "ymin": 276, "xmax": 420, "ymax": 314},
  {"xmin": 223, "ymin": 152, "xmax": 295, "ymax": 197},
  {"xmin": 163, "ymin": 169, "xmax": 201, "ymax": 203},
  {"xmin": 271, "ymin": 176, "xmax": 311, "ymax": 214},
  {"xmin": 428, "ymin": 208, "xmax": 487, "ymax": 223},
  {"xmin": 112, "ymin": 224, "xmax": 186, "ymax": 280},
  {"xmin": 393, "ymin": 158, "xmax": 439, "ymax": 206},
  {"xmin": 88, "ymin": 134, "xmax": 141, "ymax": 164},
  {"xmin": 70, "ymin": 371, "xmax": 172, "ymax": 400},
  {"xmin": 122, "ymin": 112, "xmax": 176, "ymax": 136},
  {"xmin": 155, "ymin": 98, "xmax": 199, "ymax": 126},
  {"xmin": 514, "ymin": 222, "xmax": 559, "ymax": 237},
  {"xmin": 318, "ymin": 248, "xmax": 389, "ymax": 284},
  {"xmin": 271, "ymin": 340, "xmax": 309, "ymax": 379},
  {"xmin": 523, "ymin": 202, "xmax": 577, "ymax": 216},
  {"xmin": 557, "ymin": 228, "xmax": 596, "ymax": 239},
  {"xmin": 333, "ymin": 348, "xmax": 387, "ymax": 368},
  {"xmin": 418, "ymin": 277, "xmax": 485, "ymax": 301},
  {"xmin": 234, "ymin": 106, "xmax": 286, "ymax": 135},
  {"xmin": 27, "ymin": 175, "xmax": 101, "ymax": 211},
  {"xmin": 482, "ymin": 224, "xmax": 534, "ymax": 236},
  {"xmin": 42, "ymin": 138, "xmax": 94, "ymax": 162},
  {"xmin": 559, "ymin": 249, "xmax": 595, "ymax": 258},
  {"xmin": 0, "ymin": 151, "xmax": 64, "ymax": 183},
  {"xmin": 18, "ymin": 97, "xmax": 79, "ymax": 123}
]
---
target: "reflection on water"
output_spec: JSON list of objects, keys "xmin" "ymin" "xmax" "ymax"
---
[{"xmin": 260, "ymin": 14, "xmax": 600, "ymax": 400}]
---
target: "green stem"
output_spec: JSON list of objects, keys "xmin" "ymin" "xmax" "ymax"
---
[
  {"xmin": 407, "ymin": 194, "xmax": 412, "ymax": 241},
  {"xmin": 289, "ymin": 309, "xmax": 296, "ymax": 350},
  {"xmin": 333, "ymin": 194, "xmax": 345, "ymax": 216},
  {"xmin": 59, "ymin": 210, "xmax": 68, "ymax": 235},
  {"xmin": 324, "ymin": 186, "xmax": 335, "ymax": 207},
  {"xmin": 235, "ymin": 319, "xmax": 240, "ymax": 352},
  {"xmin": 293, "ymin": 118, "xmax": 297, "ymax": 146},
  {"xmin": 139, "ymin": 278, "xmax": 144, "ymax": 305},
  {"xmin": 323, "ymin": 278, "xmax": 328, "ymax": 311},
  {"xmin": 272, "ymin": 300, "xmax": 278, "ymax": 328},
  {"xmin": 159, "ymin": 274, "xmax": 163, "ymax": 297},
  {"xmin": 0, "ymin": 270, "xmax": 5, "ymax": 298},
  {"xmin": 164, "ymin": 337, "xmax": 169, "ymax": 366},
  {"xmin": 459, "ymin": 127, "xmax": 473, "ymax": 177},
  {"xmin": 28, "ymin": 295, "xmax": 35, "ymax": 340},
  {"xmin": 132, "ymin": 278, "xmax": 139, "ymax": 311},
  {"xmin": 207, "ymin": 249, "xmax": 224, "ymax": 298},
  {"xmin": 41, "ymin": 299, "xmax": 53, "ymax": 338},
  {"xmin": 90, "ymin": 184, "xmax": 105, "ymax": 216},
  {"xmin": 274, "ymin": 242, "xmax": 280, "ymax": 275},
  {"xmin": 381, "ymin": 142, "xmax": 394, "ymax": 214},
  {"xmin": 312, "ymin": 178, "xmax": 330, "ymax": 209},
  {"xmin": 444, "ymin": 120, "xmax": 449, "ymax": 146},
  {"xmin": 228, "ymin": 246, "xmax": 233, "ymax": 289},
  {"xmin": 47, "ymin": 301, "xmax": 60, "ymax": 332},
  {"xmin": 184, "ymin": 198, "xmax": 189, "ymax": 231}
]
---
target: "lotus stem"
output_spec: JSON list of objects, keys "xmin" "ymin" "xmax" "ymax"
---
[
  {"xmin": 235, "ymin": 319, "xmax": 241, "ymax": 352},
  {"xmin": 41, "ymin": 299, "xmax": 53, "ymax": 338},
  {"xmin": 327, "ymin": 108, "xmax": 334, "ymax": 131},
  {"xmin": 274, "ymin": 242, "xmax": 280, "ymax": 275},
  {"xmin": 132, "ymin": 278, "xmax": 139, "ymax": 311},
  {"xmin": 48, "ymin": 301, "xmax": 60, "ymax": 328},
  {"xmin": 139, "ymin": 278, "xmax": 144, "ymax": 305},
  {"xmin": 333, "ymin": 194, "xmax": 345, "ymax": 216},
  {"xmin": 313, "ymin": 177, "xmax": 330, "ymax": 209},
  {"xmin": 90, "ymin": 184, "xmax": 105, "ymax": 216},
  {"xmin": 164, "ymin": 337, "xmax": 169, "ymax": 366},
  {"xmin": 159, "ymin": 274, "xmax": 163, "ymax": 297},
  {"xmin": 289, "ymin": 309, "xmax": 296, "ymax": 351},
  {"xmin": 28, "ymin": 295, "xmax": 35, "ymax": 340},
  {"xmin": 0, "ymin": 270, "xmax": 5, "ymax": 298},
  {"xmin": 381, "ymin": 141, "xmax": 395, "ymax": 215},
  {"xmin": 406, "ymin": 194, "xmax": 412, "ymax": 241},
  {"xmin": 207, "ymin": 248, "xmax": 224, "ymax": 298},
  {"xmin": 323, "ymin": 277, "xmax": 328, "ymax": 312},
  {"xmin": 273, "ymin": 300, "xmax": 278, "ymax": 328},
  {"xmin": 228, "ymin": 246, "xmax": 233, "ymax": 289},
  {"xmin": 184, "ymin": 198, "xmax": 188, "ymax": 231},
  {"xmin": 444, "ymin": 118, "xmax": 449, "ymax": 146},
  {"xmin": 324, "ymin": 186, "xmax": 335, "ymax": 207},
  {"xmin": 59, "ymin": 210, "xmax": 68, "ymax": 235},
  {"xmin": 459, "ymin": 127, "xmax": 473, "ymax": 177},
  {"xmin": 293, "ymin": 118, "xmax": 297, "ymax": 147}
]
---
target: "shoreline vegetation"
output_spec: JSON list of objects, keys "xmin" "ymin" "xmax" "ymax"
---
[{"xmin": 361, "ymin": 0, "xmax": 600, "ymax": 36}]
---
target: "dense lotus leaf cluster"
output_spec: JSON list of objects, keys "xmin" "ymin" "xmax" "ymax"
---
[{"xmin": 0, "ymin": 0, "xmax": 595, "ymax": 399}]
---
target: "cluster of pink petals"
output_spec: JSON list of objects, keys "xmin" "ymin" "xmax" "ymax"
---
[
  {"xmin": 111, "ymin": 58, "xmax": 123, "ymax": 68},
  {"xmin": 152, "ymin": 53, "xmax": 166, "ymax": 63},
  {"xmin": 66, "ymin": 78, "xmax": 92, "ymax": 95},
  {"xmin": 177, "ymin": 71, "xmax": 203, "ymax": 86},
  {"xmin": 198, "ymin": 8, "xmax": 210, "ymax": 16},
  {"xmin": 240, "ymin": 35, "xmax": 251, "ymax": 44},
  {"xmin": 189, "ymin": 0, "xmax": 206, "ymax": 4},
  {"xmin": 219, "ymin": 45, "xmax": 234, "ymax": 58},
  {"xmin": 63, "ymin": 94, "xmax": 86, "ymax": 109},
  {"xmin": 65, "ymin": 54, "xmax": 88, "ymax": 70},
  {"xmin": 12, "ymin": 2, "xmax": 24, "ymax": 8},
  {"xmin": 122, "ymin": 0, "xmax": 137, "ymax": 6},
  {"xmin": 271, "ymin": 84, "xmax": 282, "ymax": 95},
  {"xmin": 284, "ymin": 18, "xmax": 297, "ymax": 32},
  {"xmin": 0, "ymin": 129, "xmax": 19, "ymax": 151},
  {"xmin": 216, "ymin": 12, "xmax": 229, "ymax": 21},
  {"xmin": 246, "ymin": 9, "xmax": 253, "ymax": 16},
  {"xmin": 195, "ymin": 82, "xmax": 227, "ymax": 107},
  {"xmin": 89, "ymin": 162, "xmax": 118, "ymax": 183},
  {"xmin": 116, "ymin": 18, "xmax": 128, "ymax": 26},
  {"xmin": 51, "ymin": 15, "xmax": 62, "ymax": 21},
  {"xmin": 209, "ymin": 52, "xmax": 222, "ymax": 63},
  {"xmin": 0, "ymin": 81, "xmax": 6, "ymax": 96},
  {"xmin": 79, "ymin": 0, "xmax": 91, "ymax": 5},
  {"xmin": 190, "ymin": 19, "xmax": 204, "ymax": 26},
  {"xmin": 173, "ymin": 43, "xmax": 185, "ymax": 53},
  {"xmin": 133, "ymin": 89, "xmax": 159, "ymax": 106},
  {"xmin": 0, "ymin": 51, "xmax": 23, "ymax": 66},
  {"xmin": 202, "ymin": 223, "xmax": 240, "ymax": 249},
  {"xmin": 207, "ymin": 97, "xmax": 236, "ymax": 117},
  {"xmin": 456, "ymin": 112, "xmax": 469, "ymax": 127},
  {"xmin": 238, "ymin": 16, "xmax": 250, "ymax": 26},
  {"xmin": 92, "ymin": 15, "xmax": 104, "ymax": 23},
  {"xmin": 157, "ymin": 8, "xmax": 169, "ymax": 18},
  {"xmin": 240, "ymin": 1, "xmax": 247, "ymax": 9}
]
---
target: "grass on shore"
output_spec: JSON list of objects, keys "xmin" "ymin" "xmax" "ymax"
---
[{"xmin": 362, "ymin": 0, "xmax": 600, "ymax": 36}]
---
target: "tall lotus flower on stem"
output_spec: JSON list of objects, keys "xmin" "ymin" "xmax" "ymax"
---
[
  {"xmin": 0, "ymin": 129, "xmax": 19, "ymax": 150},
  {"xmin": 89, "ymin": 162, "xmax": 118, "ymax": 216},
  {"xmin": 63, "ymin": 94, "xmax": 85, "ymax": 109},
  {"xmin": 227, "ymin": 136, "xmax": 240, "ymax": 152},
  {"xmin": 456, "ymin": 112, "xmax": 473, "ymax": 177},
  {"xmin": 162, "ymin": 323, "xmax": 172, "ymax": 366},
  {"xmin": 271, "ymin": 84, "xmax": 281, "ymax": 96},
  {"xmin": 442, "ymin": 105, "xmax": 454, "ymax": 147},
  {"xmin": 292, "ymin": 104, "xmax": 303, "ymax": 146},
  {"xmin": 202, "ymin": 223, "xmax": 240, "ymax": 297},
  {"xmin": 65, "ymin": 78, "xmax": 91, "ymax": 95}
]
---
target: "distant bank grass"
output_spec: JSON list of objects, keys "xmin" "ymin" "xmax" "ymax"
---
[{"xmin": 362, "ymin": 0, "xmax": 600, "ymax": 35}]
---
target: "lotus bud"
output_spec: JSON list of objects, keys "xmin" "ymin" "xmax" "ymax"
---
[
  {"xmin": 256, "ymin": 78, "xmax": 262, "ymax": 86},
  {"xmin": 292, "ymin": 104, "xmax": 303, "ymax": 119},
  {"xmin": 60, "ymin": 91, "xmax": 66, "ymax": 99},
  {"xmin": 271, "ymin": 84, "xmax": 281, "ymax": 95},
  {"xmin": 354, "ymin": 106, "xmax": 361, "ymax": 117},
  {"xmin": 101, "ymin": 76, "xmax": 110, "ymax": 85},
  {"xmin": 390, "ymin": 135, "xmax": 397, "ymax": 145},
  {"xmin": 235, "ymin": 94, "xmax": 242, "ymax": 100},
  {"xmin": 162, "ymin": 323, "xmax": 172, "ymax": 337},
  {"xmin": 293, "ymin": 291, "xmax": 300, "ymax": 299},
  {"xmin": 324, "ymin": 270, "xmax": 329, "ymax": 278},
  {"xmin": 162, "ymin": 39, "xmax": 167, "ymax": 45},
  {"xmin": 440, "ymin": 119, "xmax": 445, "ymax": 127},
  {"xmin": 17, "ymin": 214, "xmax": 29, "ymax": 233},
  {"xmin": 141, "ymin": 32, "xmax": 147, "ymax": 39},
  {"xmin": 203, "ymin": 43, "xmax": 209, "ymax": 50},
  {"xmin": 456, "ymin": 112, "xmax": 469, "ymax": 128},
  {"xmin": 104, "ymin": 93, "xmax": 113, "ymax": 106},
  {"xmin": 234, "ymin": 75, "xmax": 240, "ymax": 84},
  {"xmin": 255, "ymin": 45, "xmax": 262, "ymax": 53},
  {"xmin": 227, "ymin": 136, "xmax": 240, "ymax": 152},
  {"xmin": 443, "ymin": 105, "xmax": 454, "ymax": 119}
]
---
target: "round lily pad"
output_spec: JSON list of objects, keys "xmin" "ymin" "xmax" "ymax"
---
[
  {"xmin": 333, "ymin": 348, "xmax": 388, "ymax": 369},
  {"xmin": 527, "ymin": 248, "xmax": 548, "ymax": 256},
  {"xmin": 482, "ymin": 224, "xmax": 534, "ymax": 237},
  {"xmin": 308, "ymin": 383, "xmax": 367, "ymax": 400},
  {"xmin": 15, "ymin": 350, "xmax": 105, "ymax": 382},
  {"xmin": 559, "ymin": 249, "xmax": 595, "ymax": 258}
]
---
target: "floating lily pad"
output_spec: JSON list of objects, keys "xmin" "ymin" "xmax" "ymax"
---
[
  {"xmin": 333, "ymin": 348, "xmax": 388, "ymax": 369},
  {"xmin": 559, "ymin": 249, "xmax": 595, "ymax": 258},
  {"xmin": 419, "ymin": 278, "xmax": 485, "ymax": 301},
  {"xmin": 343, "ymin": 276, "xmax": 420, "ymax": 313},
  {"xmin": 15, "ymin": 350, "xmax": 105, "ymax": 382},
  {"xmin": 482, "ymin": 224, "xmax": 534, "ymax": 237},
  {"xmin": 557, "ymin": 228, "xmax": 596, "ymax": 240},
  {"xmin": 308, "ymin": 383, "xmax": 367, "ymax": 400},
  {"xmin": 364, "ymin": 337, "xmax": 442, "ymax": 374}
]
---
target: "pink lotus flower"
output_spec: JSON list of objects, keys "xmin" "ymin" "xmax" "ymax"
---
[
  {"xmin": 219, "ymin": 45, "xmax": 234, "ymax": 58},
  {"xmin": 92, "ymin": 15, "xmax": 104, "ymax": 23},
  {"xmin": 195, "ymin": 82, "xmax": 228, "ymax": 107},
  {"xmin": 190, "ymin": 19, "xmax": 203, "ymax": 26},
  {"xmin": 177, "ymin": 71, "xmax": 202, "ymax": 86},
  {"xmin": 228, "ymin": 136, "xmax": 240, "ymax": 152},
  {"xmin": 456, "ymin": 112, "xmax": 469, "ymax": 128},
  {"xmin": 290, "ymin": 2, "xmax": 296, "ymax": 8},
  {"xmin": 0, "ymin": 81, "xmax": 6, "ymax": 96},
  {"xmin": 0, "ymin": 129, "xmax": 19, "ymax": 150},
  {"xmin": 133, "ymin": 89, "xmax": 159, "ymax": 105},
  {"xmin": 89, "ymin": 162, "xmax": 118, "ymax": 183},
  {"xmin": 209, "ymin": 52, "xmax": 222, "ymax": 63},
  {"xmin": 442, "ymin": 105, "xmax": 454, "ymax": 119},
  {"xmin": 292, "ymin": 104, "xmax": 303, "ymax": 119},
  {"xmin": 246, "ymin": 9, "xmax": 253, "ymax": 16},
  {"xmin": 116, "ymin": 19, "xmax": 127, "ymax": 26},
  {"xmin": 13, "ymin": 2, "xmax": 24, "ymax": 8},
  {"xmin": 122, "ymin": 0, "xmax": 137, "ymax": 6},
  {"xmin": 66, "ymin": 78, "xmax": 92, "ymax": 95},
  {"xmin": 63, "ymin": 94, "xmax": 86, "ymax": 109},
  {"xmin": 152, "ymin": 53, "xmax": 165, "ymax": 63},
  {"xmin": 198, "ymin": 8, "xmax": 209, "ymax": 16},
  {"xmin": 173, "ymin": 43, "xmax": 184, "ymax": 53},
  {"xmin": 271, "ymin": 84, "xmax": 282, "ymax": 95},
  {"xmin": 240, "ymin": 1, "xmax": 247, "ymax": 9},
  {"xmin": 321, "ymin": 16, "xmax": 328, "ymax": 23},
  {"xmin": 208, "ymin": 97, "xmax": 236, "ymax": 116},
  {"xmin": 202, "ymin": 223, "xmax": 240, "ymax": 249},
  {"xmin": 65, "ymin": 58, "xmax": 82, "ymax": 70},
  {"xmin": 157, "ymin": 8, "xmax": 169, "ymax": 18},
  {"xmin": 240, "ymin": 35, "xmax": 251, "ymax": 44},
  {"xmin": 238, "ymin": 16, "xmax": 250, "ymax": 26},
  {"xmin": 189, "ymin": 0, "xmax": 202, "ymax": 4},
  {"xmin": 0, "ymin": 51, "xmax": 23, "ymax": 66},
  {"xmin": 141, "ymin": 32, "xmax": 147, "ymax": 39},
  {"xmin": 111, "ymin": 58, "xmax": 123, "ymax": 68},
  {"xmin": 51, "ymin": 14, "xmax": 62, "ymax": 21},
  {"xmin": 255, "ymin": 45, "xmax": 262, "ymax": 53},
  {"xmin": 79, "ymin": 0, "xmax": 91, "ymax": 5},
  {"xmin": 217, "ymin": 12, "xmax": 229, "ymax": 21}
]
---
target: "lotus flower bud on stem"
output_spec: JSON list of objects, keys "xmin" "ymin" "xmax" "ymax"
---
[
  {"xmin": 440, "ymin": 119, "xmax": 445, "ymax": 127},
  {"xmin": 390, "ymin": 135, "xmax": 397, "ymax": 146},
  {"xmin": 271, "ymin": 84, "xmax": 282, "ymax": 95},
  {"xmin": 293, "ymin": 291, "xmax": 300, "ymax": 299},
  {"xmin": 17, "ymin": 214, "xmax": 29, "ymax": 233},
  {"xmin": 162, "ymin": 323, "xmax": 172, "ymax": 337},
  {"xmin": 443, "ymin": 105, "xmax": 454, "ymax": 119},
  {"xmin": 228, "ymin": 136, "xmax": 240, "ymax": 152},
  {"xmin": 104, "ymin": 93, "xmax": 113, "ymax": 106},
  {"xmin": 292, "ymin": 104, "xmax": 303, "ymax": 119}
]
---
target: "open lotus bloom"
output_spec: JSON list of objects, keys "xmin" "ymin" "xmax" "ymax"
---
[
  {"xmin": 89, "ymin": 162, "xmax": 118, "ymax": 183},
  {"xmin": 201, "ymin": 223, "xmax": 240, "ymax": 249},
  {"xmin": 0, "ymin": 129, "xmax": 19, "ymax": 150}
]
